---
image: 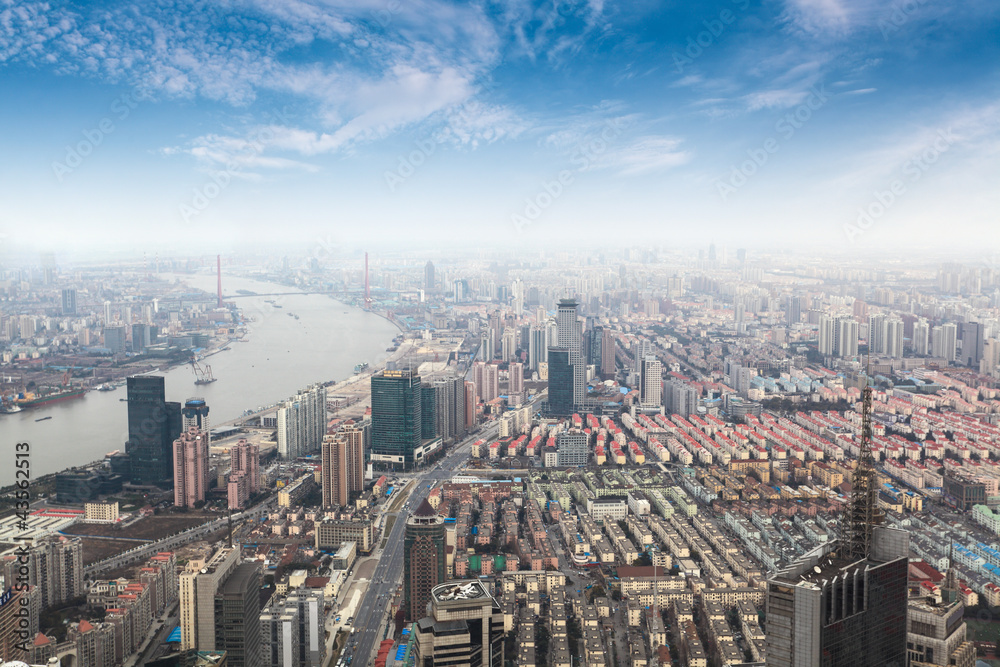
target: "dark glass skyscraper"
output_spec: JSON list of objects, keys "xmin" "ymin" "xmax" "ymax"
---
[
  {"xmin": 404, "ymin": 498, "xmax": 446, "ymax": 621},
  {"xmin": 546, "ymin": 347, "xmax": 574, "ymax": 416},
  {"xmin": 126, "ymin": 376, "xmax": 182, "ymax": 485},
  {"xmin": 215, "ymin": 561, "xmax": 263, "ymax": 667},
  {"xmin": 371, "ymin": 369, "xmax": 422, "ymax": 470},
  {"xmin": 421, "ymin": 385, "xmax": 437, "ymax": 440}
]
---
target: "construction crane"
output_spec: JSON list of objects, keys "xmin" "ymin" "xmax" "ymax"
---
[{"xmin": 190, "ymin": 357, "xmax": 217, "ymax": 385}]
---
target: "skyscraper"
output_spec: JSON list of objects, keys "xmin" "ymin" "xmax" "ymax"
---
[
  {"xmin": 508, "ymin": 362, "xmax": 524, "ymax": 402},
  {"xmin": 666, "ymin": 380, "xmax": 698, "ymax": 417},
  {"xmin": 276, "ymin": 384, "xmax": 327, "ymax": 459},
  {"xmin": 261, "ymin": 589, "xmax": 325, "ymax": 667},
  {"xmin": 638, "ymin": 355, "xmax": 662, "ymax": 410},
  {"xmin": 764, "ymin": 526, "xmax": 910, "ymax": 667},
  {"xmin": 404, "ymin": 498, "xmax": 446, "ymax": 621},
  {"xmin": 229, "ymin": 438, "xmax": 260, "ymax": 510},
  {"xmin": 472, "ymin": 361, "xmax": 499, "ymax": 404},
  {"xmin": 546, "ymin": 347, "xmax": 574, "ymax": 416},
  {"xmin": 424, "ymin": 260, "xmax": 435, "ymax": 291},
  {"xmin": 126, "ymin": 375, "xmax": 182, "ymax": 486},
  {"xmin": 600, "ymin": 327, "xmax": 615, "ymax": 379},
  {"xmin": 26, "ymin": 535, "xmax": 84, "ymax": 609},
  {"xmin": 182, "ymin": 397, "xmax": 211, "ymax": 444},
  {"xmin": 913, "ymin": 319, "xmax": 930, "ymax": 355},
  {"xmin": 173, "ymin": 426, "xmax": 209, "ymax": 508},
  {"xmin": 371, "ymin": 369, "xmax": 422, "ymax": 470},
  {"xmin": 321, "ymin": 421, "xmax": 366, "ymax": 508},
  {"xmin": 528, "ymin": 325, "xmax": 548, "ymax": 372},
  {"xmin": 413, "ymin": 580, "xmax": 504, "ymax": 667},
  {"xmin": 885, "ymin": 317, "xmax": 904, "ymax": 358},
  {"xmin": 932, "ymin": 323, "xmax": 958, "ymax": 362},
  {"xmin": 180, "ymin": 546, "xmax": 240, "ymax": 651},
  {"xmin": 556, "ymin": 298, "xmax": 585, "ymax": 405},
  {"xmin": 421, "ymin": 384, "xmax": 438, "ymax": 439},
  {"xmin": 215, "ymin": 561, "xmax": 263, "ymax": 667},
  {"xmin": 961, "ymin": 321, "xmax": 982, "ymax": 367},
  {"xmin": 61, "ymin": 288, "xmax": 77, "ymax": 316}
]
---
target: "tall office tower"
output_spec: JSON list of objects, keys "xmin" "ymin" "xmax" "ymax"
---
[
  {"xmin": 276, "ymin": 384, "xmax": 327, "ymax": 459},
  {"xmin": 61, "ymin": 288, "xmax": 77, "ymax": 315},
  {"xmin": 638, "ymin": 355, "xmax": 662, "ymax": 410},
  {"xmin": 472, "ymin": 361, "xmax": 499, "ymax": 404},
  {"xmin": 885, "ymin": 317, "xmax": 905, "ymax": 358},
  {"xmin": 818, "ymin": 315, "xmax": 836, "ymax": 355},
  {"xmin": 764, "ymin": 526, "xmax": 909, "ymax": 667},
  {"xmin": 666, "ymin": 380, "xmax": 698, "ymax": 417},
  {"xmin": 708, "ymin": 243, "xmax": 717, "ymax": 261},
  {"xmin": 321, "ymin": 422, "xmax": 365, "ymax": 508},
  {"xmin": 180, "ymin": 546, "xmax": 240, "ymax": 651},
  {"xmin": 464, "ymin": 381, "xmax": 476, "ymax": 430},
  {"xmin": 913, "ymin": 319, "xmax": 931, "ymax": 355},
  {"xmin": 868, "ymin": 313, "xmax": 887, "ymax": 354},
  {"xmin": 424, "ymin": 260, "xmax": 435, "ymax": 291},
  {"xmin": 215, "ymin": 561, "xmax": 263, "ymax": 667},
  {"xmin": 173, "ymin": 427, "xmax": 209, "ymax": 508},
  {"xmin": 556, "ymin": 429, "xmax": 588, "ymax": 467},
  {"xmin": 528, "ymin": 325, "xmax": 548, "ymax": 372},
  {"xmin": 600, "ymin": 328, "xmax": 615, "ymax": 378},
  {"xmin": 182, "ymin": 397, "xmax": 211, "ymax": 445},
  {"xmin": 932, "ymin": 323, "xmax": 958, "ymax": 362},
  {"xmin": 961, "ymin": 321, "xmax": 983, "ymax": 367},
  {"xmin": 546, "ymin": 347, "xmax": 574, "ymax": 416},
  {"xmin": 104, "ymin": 325, "xmax": 127, "ymax": 354},
  {"xmin": 508, "ymin": 362, "xmax": 524, "ymax": 401},
  {"xmin": 371, "ymin": 369, "xmax": 422, "ymax": 470},
  {"xmin": 444, "ymin": 377, "xmax": 466, "ymax": 441},
  {"xmin": 261, "ymin": 589, "xmax": 326, "ymax": 667},
  {"xmin": 433, "ymin": 382, "xmax": 452, "ymax": 443},
  {"xmin": 229, "ymin": 438, "xmax": 260, "ymax": 510},
  {"xmin": 103, "ymin": 300, "xmax": 112, "ymax": 323},
  {"xmin": 981, "ymin": 338, "xmax": 1000, "ymax": 375},
  {"xmin": 132, "ymin": 322, "xmax": 151, "ymax": 352},
  {"xmin": 421, "ymin": 385, "xmax": 438, "ymax": 439},
  {"xmin": 632, "ymin": 338, "xmax": 652, "ymax": 370},
  {"xmin": 736, "ymin": 248, "xmax": 747, "ymax": 264},
  {"xmin": 27, "ymin": 535, "xmax": 84, "ymax": 609},
  {"xmin": 126, "ymin": 375, "xmax": 182, "ymax": 486},
  {"xmin": 556, "ymin": 298, "xmax": 585, "ymax": 405},
  {"xmin": 404, "ymin": 499, "xmax": 446, "ymax": 621},
  {"xmin": 413, "ymin": 580, "xmax": 504, "ymax": 667}
]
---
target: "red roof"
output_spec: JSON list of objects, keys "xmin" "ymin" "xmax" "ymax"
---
[
  {"xmin": 77, "ymin": 619, "xmax": 95, "ymax": 632},
  {"xmin": 33, "ymin": 633, "xmax": 51, "ymax": 646}
]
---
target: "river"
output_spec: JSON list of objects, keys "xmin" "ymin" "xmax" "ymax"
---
[{"xmin": 0, "ymin": 274, "xmax": 400, "ymax": 487}]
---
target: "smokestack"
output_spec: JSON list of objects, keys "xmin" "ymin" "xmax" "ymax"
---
[{"xmin": 217, "ymin": 254, "xmax": 223, "ymax": 308}]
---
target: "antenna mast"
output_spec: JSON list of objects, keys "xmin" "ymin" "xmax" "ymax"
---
[{"xmin": 845, "ymin": 358, "xmax": 883, "ymax": 561}]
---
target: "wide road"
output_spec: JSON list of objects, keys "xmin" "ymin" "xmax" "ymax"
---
[{"xmin": 341, "ymin": 424, "xmax": 500, "ymax": 667}]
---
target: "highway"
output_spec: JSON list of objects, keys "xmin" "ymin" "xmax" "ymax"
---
[{"xmin": 339, "ymin": 424, "xmax": 499, "ymax": 667}]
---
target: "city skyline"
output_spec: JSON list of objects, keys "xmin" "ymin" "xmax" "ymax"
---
[{"xmin": 0, "ymin": 0, "xmax": 997, "ymax": 254}]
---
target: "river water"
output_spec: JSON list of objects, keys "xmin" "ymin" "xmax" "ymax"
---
[{"xmin": 0, "ymin": 274, "xmax": 399, "ymax": 487}]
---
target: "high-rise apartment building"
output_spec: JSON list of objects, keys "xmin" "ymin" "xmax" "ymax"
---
[
  {"xmin": 371, "ymin": 369, "xmax": 422, "ymax": 470},
  {"xmin": 173, "ymin": 427, "xmax": 209, "ymax": 508},
  {"xmin": 765, "ymin": 526, "xmax": 909, "ymax": 667},
  {"xmin": 404, "ymin": 499, "xmax": 446, "ymax": 621},
  {"xmin": 508, "ymin": 362, "xmax": 524, "ymax": 402},
  {"xmin": 932, "ymin": 323, "xmax": 958, "ymax": 362},
  {"xmin": 228, "ymin": 438, "xmax": 261, "ymax": 510},
  {"xmin": 126, "ymin": 375, "xmax": 182, "ymax": 486},
  {"xmin": 276, "ymin": 384, "xmax": 327, "ymax": 459},
  {"xmin": 885, "ymin": 317, "xmax": 904, "ymax": 358},
  {"xmin": 666, "ymin": 380, "xmax": 698, "ymax": 416},
  {"xmin": 638, "ymin": 355, "xmax": 662, "ymax": 410},
  {"xmin": 907, "ymin": 586, "xmax": 976, "ymax": 667},
  {"xmin": 321, "ymin": 421, "xmax": 366, "ymax": 508},
  {"xmin": 413, "ymin": 580, "xmax": 504, "ymax": 667},
  {"xmin": 913, "ymin": 319, "xmax": 930, "ymax": 355},
  {"xmin": 464, "ymin": 381, "xmax": 476, "ymax": 431},
  {"xmin": 600, "ymin": 327, "xmax": 616, "ymax": 379},
  {"xmin": 215, "ymin": 561, "xmax": 263, "ymax": 667},
  {"xmin": 472, "ymin": 361, "xmax": 499, "ymax": 404},
  {"xmin": 105, "ymin": 325, "xmax": 127, "ymax": 354},
  {"xmin": 424, "ymin": 260, "xmax": 435, "ymax": 291},
  {"xmin": 556, "ymin": 429, "xmax": 588, "ymax": 467},
  {"xmin": 261, "ymin": 589, "xmax": 326, "ymax": 667},
  {"xmin": 27, "ymin": 535, "xmax": 84, "ymax": 609}
]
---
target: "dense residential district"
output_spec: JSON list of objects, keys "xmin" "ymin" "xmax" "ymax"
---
[{"xmin": 5, "ymin": 249, "xmax": 1000, "ymax": 667}]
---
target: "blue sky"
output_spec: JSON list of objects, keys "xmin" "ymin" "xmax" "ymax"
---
[{"xmin": 0, "ymin": 0, "xmax": 998, "ymax": 256}]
